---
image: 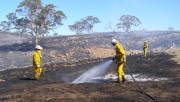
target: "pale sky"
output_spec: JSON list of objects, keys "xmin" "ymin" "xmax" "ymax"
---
[{"xmin": 0, "ymin": 0, "xmax": 180, "ymax": 35}]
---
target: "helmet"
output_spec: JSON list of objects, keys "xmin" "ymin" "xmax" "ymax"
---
[
  {"xmin": 111, "ymin": 39, "xmax": 117, "ymax": 44},
  {"xmin": 144, "ymin": 41, "xmax": 147, "ymax": 43},
  {"xmin": 35, "ymin": 45, "xmax": 43, "ymax": 50}
]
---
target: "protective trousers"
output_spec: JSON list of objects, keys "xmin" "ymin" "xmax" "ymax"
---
[
  {"xmin": 143, "ymin": 48, "xmax": 147, "ymax": 57},
  {"xmin": 34, "ymin": 67, "xmax": 42, "ymax": 80},
  {"xmin": 117, "ymin": 62, "xmax": 125, "ymax": 82}
]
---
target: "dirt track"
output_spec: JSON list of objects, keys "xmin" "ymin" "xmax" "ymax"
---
[{"xmin": 0, "ymin": 53, "xmax": 180, "ymax": 102}]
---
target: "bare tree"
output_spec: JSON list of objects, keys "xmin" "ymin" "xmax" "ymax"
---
[{"xmin": 105, "ymin": 22, "xmax": 116, "ymax": 32}]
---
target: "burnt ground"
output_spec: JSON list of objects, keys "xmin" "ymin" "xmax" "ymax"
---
[{"xmin": 0, "ymin": 53, "xmax": 180, "ymax": 102}]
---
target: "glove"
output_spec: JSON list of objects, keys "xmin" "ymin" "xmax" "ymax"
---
[
  {"xmin": 112, "ymin": 57, "xmax": 115, "ymax": 61},
  {"xmin": 37, "ymin": 65, "xmax": 40, "ymax": 68},
  {"xmin": 123, "ymin": 60, "xmax": 126, "ymax": 62},
  {"xmin": 123, "ymin": 56, "xmax": 126, "ymax": 62}
]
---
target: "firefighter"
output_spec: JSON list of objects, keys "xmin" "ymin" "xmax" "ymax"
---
[
  {"xmin": 111, "ymin": 39, "xmax": 126, "ymax": 83},
  {"xmin": 33, "ymin": 45, "xmax": 43, "ymax": 80},
  {"xmin": 143, "ymin": 41, "xmax": 148, "ymax": 57}
]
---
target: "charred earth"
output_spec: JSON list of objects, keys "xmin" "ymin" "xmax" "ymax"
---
[{"xmin": 0, "ymin": 31, "xmax": 180, "ymax": 102}]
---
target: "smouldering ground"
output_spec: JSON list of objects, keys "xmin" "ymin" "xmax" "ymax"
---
[{"xmin": 0, "ymin": 53, "xmax": 180, "ymax": 102}]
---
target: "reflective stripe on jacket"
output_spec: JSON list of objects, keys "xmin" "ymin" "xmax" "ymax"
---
[
  {"xmin": 143, "ymin": 43, "xmax": 148, "ymax": 50},
  {"xmin": 33, "ymin": 50, "xmax": 42, "ymax": 68},
  {"xmin": 115, "ymin": 43, "xmax": 126, "ymax": 62}
]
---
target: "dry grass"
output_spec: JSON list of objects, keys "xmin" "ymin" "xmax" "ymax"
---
[
  {"xmin": 165, "ymin": 48, "xmax": 180, "ymax": 64},
  {"xmin": 86, "ymin": 48, "xmax": 144, "ymax": 59},
  {"xmin": 86, "ymin": 48, "xmax": 115, "ymax": 58}
]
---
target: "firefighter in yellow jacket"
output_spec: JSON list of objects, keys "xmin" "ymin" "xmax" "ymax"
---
[
  {"xmin": 143, "ymin": 41, "xmax": 148, "ymax": 57},
  {"xmin": 111, "ymin": 39, "xmax": 126, "ymax": 83},
  {"xmin": 33, "ymin": 45, "xmax": 43, "ymax": 80}
]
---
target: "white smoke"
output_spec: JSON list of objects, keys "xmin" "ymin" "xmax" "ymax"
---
[{"xmin": 93, "ymin": 74, "xmax": 168, "ymax": 82}]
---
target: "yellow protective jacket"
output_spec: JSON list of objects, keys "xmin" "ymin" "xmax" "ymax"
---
[
  {"xmin": 33, "ymin": 50, "xmax": 42, "ymax": 68},
  {"xmin": 143, "ymin": 43, "xmax": 148, "ymax": 50},
  {"xmin": 115, "ymin": 43, "xmax": 126, "ymax": 63}
]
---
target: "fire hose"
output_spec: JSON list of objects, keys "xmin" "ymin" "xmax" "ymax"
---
[{"xmin": 124, "ymin": 62, "xmax": 160, "ymax": 102}]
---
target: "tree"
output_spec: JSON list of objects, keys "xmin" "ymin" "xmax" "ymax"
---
[
  {"xmin": 68, "ymin": 16, "xmax": 101, "ymax": 34},
  {"xmin": 3, "ymin": 12, "xmax": 30, "ymax": 36},
  {"xmin": 105, "ymin": 22, "xmax": 116, "ymax": 32},
  {"xmin": 168, "ymin": 27, "xmax": 174, "ymax": 31},
  {"xmin": 0, "ymin": 21, "xmax": 11, "ymax": 32},
  {"xmin": 1, "ymin": 0, "xmax": 66, "ymax": 45},
  {"xmin": 116, "ymin": 15, "xmax": 141, "ymax": 32}
]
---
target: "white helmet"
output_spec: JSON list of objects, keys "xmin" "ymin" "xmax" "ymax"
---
[
  {"xmin": 111, "ymin": 39, "xmax": 117, "ymax": 44},
  {"xmin": 35, "ymin": 45, "xmax": 43, "ymax": 50}
]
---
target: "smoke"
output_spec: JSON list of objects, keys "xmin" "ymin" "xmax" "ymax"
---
[{"xmin": 72, "ymin": 60, "xmax": 113, "ymax": 83}]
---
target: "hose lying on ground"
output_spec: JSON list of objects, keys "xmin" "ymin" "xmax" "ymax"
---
[{"xmin": 124, "ymin": 62, "xmax": 160, "ymax": 102}]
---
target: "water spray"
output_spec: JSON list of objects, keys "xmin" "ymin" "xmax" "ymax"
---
[{"xmin": 72, "ymin": 60, "xmax": 113, "ymax": 83}]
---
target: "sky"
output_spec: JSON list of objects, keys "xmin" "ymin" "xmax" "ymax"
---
[{"xmin": 0, "ymin": 0, "xmax": 180, "ymax": 35}]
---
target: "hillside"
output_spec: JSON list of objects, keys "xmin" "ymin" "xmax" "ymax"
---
[
  {"xmin": 0, "ymin": 31, "xmax": 180, "ymax": 102},
  {"xmin": 0, "ymin": 31, "xmax": 180, "ymax": 70}
]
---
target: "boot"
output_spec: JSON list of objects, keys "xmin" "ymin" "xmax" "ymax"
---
[
  {"xmin": 122, "ymin": 75, "xmax": 126, "ymax": 83},
  {"xmin": 116, "ymin": 78, "xmax": 121, "ymax": 83}
]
